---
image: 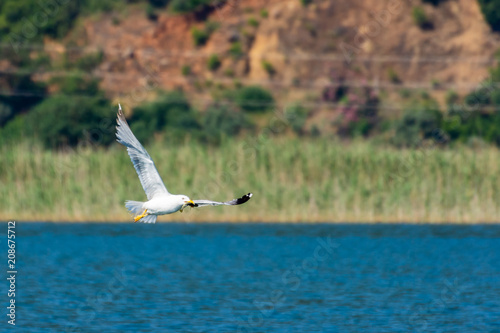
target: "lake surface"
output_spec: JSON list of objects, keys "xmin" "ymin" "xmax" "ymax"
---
[{"xmin": 6, "ymin": 223, "xmax": 500, "ymax": 332}]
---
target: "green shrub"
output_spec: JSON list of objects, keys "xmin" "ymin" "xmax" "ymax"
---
[
  {"xmin": 387, "ymin": 68, "xmax": 401, "ymax": 83},
  {"xmin": 300, "ymin": 0, "xmax": 313, "ymax": 6},
  {"xmin": 50, "ymin": 75, "xmax": 100, "ymax": 96},
  {"xmin": 0, "ymin": 0, "xmax": 79, "ymax": 43},
  {"xmin": 248, "ymin": 17, "xmax": 259, "ymax": 27},
  {"xmin": 399, "ymin": 89, "xmax": 411, "ymax": 99},
  {"xmin": 262, "ymin": 60, "xmax": 276, "ymax": 76},
  {"xmin": 0, "ymin": 0, "xmax": 127, "ymax": 45},
  {"xmin": 336, "ymin": 86, "xmax": 380, "ymax": 138},
  {"xmin": 192, "ymin": 27, "xmax": 209, "ymax": 46},
  {"xmin": 73, "ymin": 50, "xmax": 104, "ymax": 72},
  {"xmin": 229, "ymin": 42, "xmax": 244, "ymax": 58},
  {"xmin": 148, "ymin": 0, "xmax": 170, "ymax": 7},
  {"xmin": 422, "ymin": 0, "xmax": 446, "ymax": 5},
  {"xmin": 28, "ymin": 95, "xmax": 114, "ymax": 148},
  {"xmin": 443, "ymin": 108, "xmax": 500, "ymax": 146},
  {"xmin": 310, "ymin": 125, "xmax": 321, "ymax": 137},
  {"xmin": 207, "ymin": 54, "xmax": 221, "ymax": 71},
  {"xmin": 146, "ymin": 4, "xmax": 158, "ymax": 21},
  {"xmin": 412, "ymin": 6, "xmax": 432, "ymax": 29},
  {"xmin": 205, "ymin": 20, "xmax": 220, "ymax": 34},
  {"xmin": 191, "ymin": 21, "xmax": 219, "ymax": 46},
  {"xmin": 234, "ymin": 85, "xmax": 274, "ymax": 113},
  {"xmin": 181, "ymin": 65, "xmax": 191, "ymax": 76},
  {"xmin": 431, "ymin": 78, "xmax": 440, "ymax": 89},
  {"xmin": 445, "ymin": 90, "xmax": 459, "ymax": 106},
  {"xmin": 169, "ymin": 0, "xmax": 213, "ymax": 13},
  {"xmin": 442, "ymin": 81, "xmax": 500, "ymax": 145},
  {"xmin": 0, "ymin": 102, "xmax": 13, "ymax": 127},
  {"xmin": 285, "ymin": 104, "xmax": 308, "ymax": 135},
  {"xmin": 224, "ymin": 68, "xmax": 235, "ymax": 77},
  {"xmin": 260, "ymin": 9, "xmax": 268, "ymax": 18},
  {"xmin": 478, "ymin": 0, "xmax": 500, "ymax": 31},
  {"xmin": 0, "ymin": 114, "xmax": 28, "ymax": 145},
  {"xmin": 202, "ymin": 104, "xmax": 252, "ymax": 144},
  {"xmin": 393, "ymin": 97, "xmax": 443, "ymax": 147},
  {"xmin": 0, "ymin": 62, "xmax": 45, "ymax": 123},
  {"xmin": 130, "ymin": 91, "xmax": 201, "ymax": 144}
]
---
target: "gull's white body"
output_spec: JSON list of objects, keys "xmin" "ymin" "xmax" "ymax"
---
[
  {"xmin": 116, "ymin": 104, "xmax": 252, "ymax": 223},
  {"xmin": 143, "ymin": 195, "xmax": 186, "ymax": 215}
]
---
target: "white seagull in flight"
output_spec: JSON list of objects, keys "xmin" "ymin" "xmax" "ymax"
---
[{"xmin": 116, "ymin": 104, "xmax": 252, "ymax": 223}]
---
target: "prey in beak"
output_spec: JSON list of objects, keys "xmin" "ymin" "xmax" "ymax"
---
[{"xmin": 180, "ymin": 200, "xmax": 196, "ymax": 213}]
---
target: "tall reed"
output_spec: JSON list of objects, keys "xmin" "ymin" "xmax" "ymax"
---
[{"xmin": 1, "ymin": 138, "xmax": 499, "ymax": 223}]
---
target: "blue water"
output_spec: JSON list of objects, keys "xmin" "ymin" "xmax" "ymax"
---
[{"xmin": 4, "ymin": 223, "xmax": 500, "ymax": 332}]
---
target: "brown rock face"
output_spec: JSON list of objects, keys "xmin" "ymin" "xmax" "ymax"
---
[{"xmin": 79, "ymin": 0, "xmax": 499, "ymax": 103}]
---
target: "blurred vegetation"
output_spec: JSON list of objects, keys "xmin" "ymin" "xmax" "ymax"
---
[
  {"xmin": 29, "ymin": 94, "xmax": 114, "ymax": 148},
  {"xmin": 440, "ymin": 54, "xmax": 500, "ymax": 146},
  {"xmin": 285, "ymin": 104, "xmax": 309, "ymax": 136},
  {"xmin": 393, "ymin": 96, "xmax": 443, "ymax": 147},
  {"xmin": 0, "ymin": 0, "xmax": 221, "ymax": 48},
  {"xmin": 27, "ymin": 75, "xmax": 114, "ymax": 148},
  {"xmin": 129, "ymin": 90, "xmax": 200, "ymax": 145},
  {"xmin": 261, "ymin": 60, "xmax": 276, "ymax": 76},
  {"xmin": 64, "ymin": 50, "xmax": 104, "ymax": 72},
  {"xmin": 0, "ymin": 69, "xmax": 45, "ymax": 125},
  {"xmin": 412, "ymin": 6, "xmax": 432, "ymax": 29},
  {"xmin": 181, "ymin": 65, "xmax": 191, "ymax": 76},
  {"xmin": 169, "ymin": 0, "xmax": 216, "ymax": 14},
  {"xmin": 2, "ymin": 0, "xmax": 500, "ymax": 156},
  {"xmin": 191, "ymin": 27, "xmax": 209, "ymax": 46},
  {"xmin": 323, "ymin": 79, "xmax": 380, "ymax": 138},
  {"xmin": 478, "ymin": 0, "xmax": 500, "ymax": 31},
  {"xmin": 0, "ymin": 0, "xmax": 152, "ymax": 44},
  {"xmin": 191, "ymin": 21, "xmax": 218, "ymax": 47},
  {"xmin": 207, "ymin": 54, "xmax": 221, "ymax": 71},
  {"xmin": 443, "ymin": 85, "xmax": 500, "ymax": 145},
  {"xmin": 422, "ymin": 0, "xmax": 447, "ymax": 5},
  {"xmin": 387, "ymin": 68, "xmax": 401, "ymax": 84},
  {"xmin": 233, "ymin": 85, "xmax": 275, "ymax": 113},
  {"xmin": 0, "ymin": 0, "xmax": 79, "ymax": 42},
  {"xmin": 202, "ymin": 104, "xmax": 253, "ymax": 144},
  {"xmin": 145, "ymin": 4, "xmax": 159, "ymax": 21},
  {"xmin": 2, "ymin": 139, "xmax": 499, "ymax": 222},
  {"xmin": 229, "ymin": 42, "xmax": 244, "ymax": 59},
  {"xmin": 247, "ymin": 17, "xmax": 259, "ymax": 28}
]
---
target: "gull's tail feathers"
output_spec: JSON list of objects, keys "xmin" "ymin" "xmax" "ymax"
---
[
  {"xmin": 139, "ymin": 215, "xmax": 157, "ymax": 224},
  {"xmin": 125, "ymin": 200, "xmax": 144, "ymax": 215},
  {"xmin": 125, "ymin": 201, "xmax": 157, "ymax": 224}
]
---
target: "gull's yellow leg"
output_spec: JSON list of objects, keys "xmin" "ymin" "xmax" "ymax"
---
[{"xmin": 134, "ymin": 209, "xmax": 148, "ymax": 223}]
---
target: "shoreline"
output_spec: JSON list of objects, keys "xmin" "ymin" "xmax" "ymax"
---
[{"xmin": 4, "ymin": 216, "xmax": 500, "ymax": 224}]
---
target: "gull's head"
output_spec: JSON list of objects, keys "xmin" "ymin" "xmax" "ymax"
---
[{"xmin": 177, "ymin": 194, "xmax": 195, "ymax": 212}]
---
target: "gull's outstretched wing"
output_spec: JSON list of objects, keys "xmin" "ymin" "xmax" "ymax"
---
[
  {"xmin": 192, "ymin": 193, "xmax": 253, "ymax": 208},
  {"xmin": 116, "ymin": 104, "xmax": 170, "ymax": 200}
]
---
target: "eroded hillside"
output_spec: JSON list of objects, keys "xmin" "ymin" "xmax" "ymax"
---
[{"xmin": 63, "ymin": 0, "xmax": 500, "ymax": 107}]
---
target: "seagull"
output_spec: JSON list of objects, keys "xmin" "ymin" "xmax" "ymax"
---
[{"xmin": 116, "ymin": 104, "xmax": 252, "ymax": 223}]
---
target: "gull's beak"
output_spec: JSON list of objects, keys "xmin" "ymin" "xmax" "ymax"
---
[{"xmin": 180, "ymin": 200, "xmax": 195, "ymax": 213}]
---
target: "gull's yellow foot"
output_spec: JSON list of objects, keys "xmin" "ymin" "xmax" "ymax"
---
[{"xmin": 134, "ymin": 209, "xmax": 148, "ymax": 223}]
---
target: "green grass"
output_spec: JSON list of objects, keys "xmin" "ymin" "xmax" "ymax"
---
[{"xmin": 1, "ymin": 139, "xmax": 500, "ymax": 223}]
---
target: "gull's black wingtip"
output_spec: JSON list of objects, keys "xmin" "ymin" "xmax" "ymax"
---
[{"xmin": 236, "ymin": 193, "xmax": 253, "ymax": 205}]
